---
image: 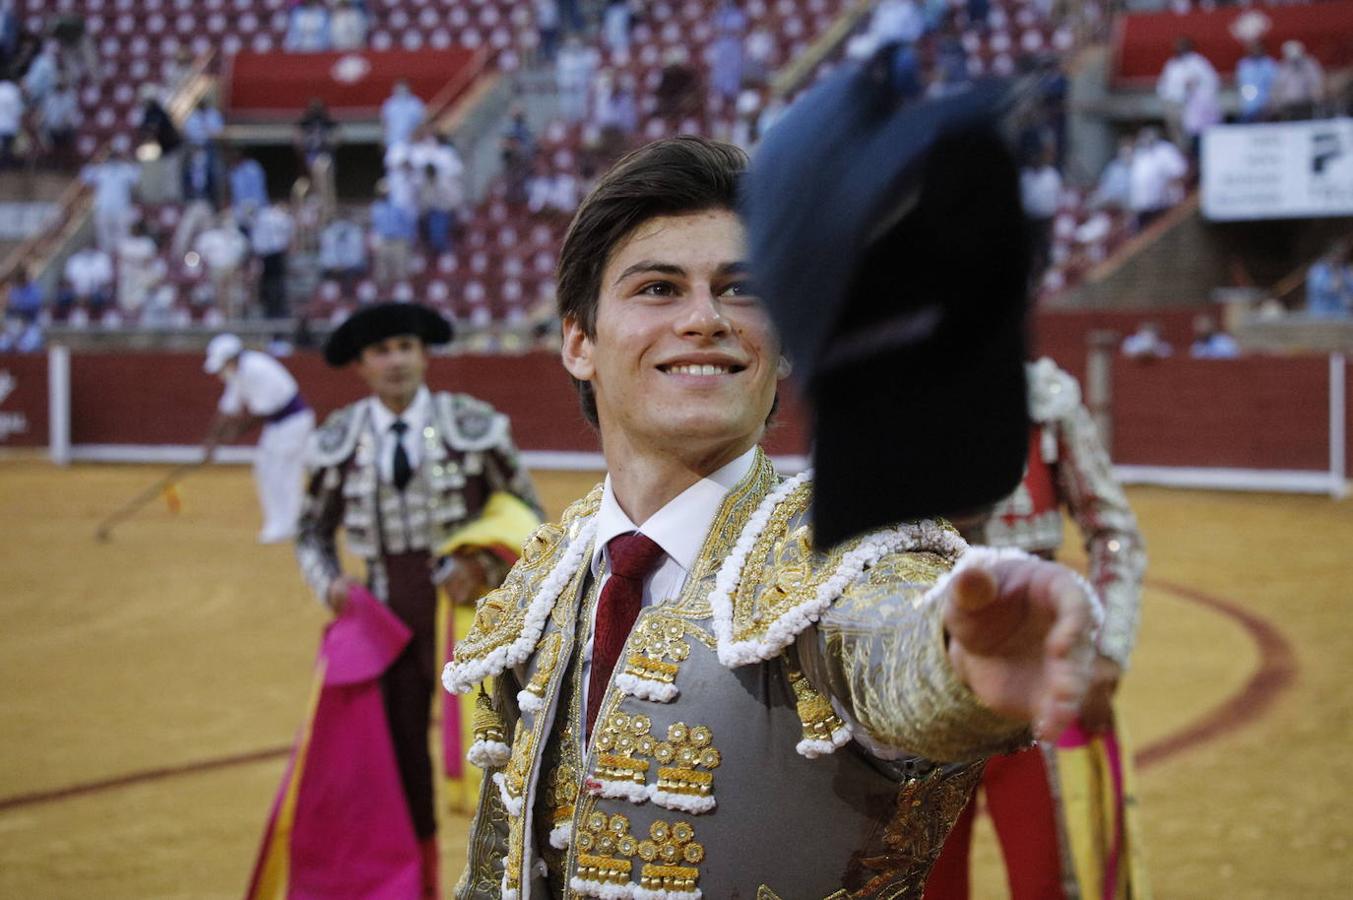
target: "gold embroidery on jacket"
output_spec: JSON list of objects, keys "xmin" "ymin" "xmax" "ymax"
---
[{"xmin": 637, "ymin": 819, "xmax": 704, "ymax": 895}]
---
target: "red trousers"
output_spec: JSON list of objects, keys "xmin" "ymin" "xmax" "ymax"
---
[{"xmin": 925, "ymin": 747, "xmax": 1065, "ymax": 900}]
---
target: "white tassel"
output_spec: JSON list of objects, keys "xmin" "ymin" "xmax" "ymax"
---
[
  {"xmin": 516, "ymin": 688, "xmax": 545, "ymax": 713},
  {"xmin": 548, "ymin": 821, "xmax": 573, "ymax": 850},
  {"xmin": 466, "ymin": 739, "xmax": 511, "ymax": 769}
]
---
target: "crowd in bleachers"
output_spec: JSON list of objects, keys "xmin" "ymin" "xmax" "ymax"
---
[{"xmin": 1, "ymin": 0, "xmax": 1347, "ymax": 354}]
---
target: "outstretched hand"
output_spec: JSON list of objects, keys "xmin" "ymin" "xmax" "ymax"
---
[{"xmin": 942, "ymin": 557, "xmax": 1097, "ymax": 742}]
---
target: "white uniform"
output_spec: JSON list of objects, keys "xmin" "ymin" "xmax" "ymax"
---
[{"xmin": 219, "ymin": 350, "xmax": 315, "ymax": 542}]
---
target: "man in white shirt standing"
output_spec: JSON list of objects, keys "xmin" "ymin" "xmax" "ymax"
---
[
  {"xmin": 1127, "ymin": 126, "xmax": 1187, "ymax": 230},
  {"xmin": 381, "ymin": 80, "xmax": 426, "ymax": 149},
  {"xmin": 202, "ymin": 333, "xmax": 314, "ymax": 543},
  {"xmin": 250, "ymin": 202, "xmax": 294, "ymax": 320},
  {"xmin": 1155, "ymin": 37, "xmax": 1218, "ymax": 150},
  {"xmin": 63, "ymin": 244, "xmax": 114, "ymax": 319},
  {"xmin": 82, "ymin": 149, "xmax": 142, "ymax": 251},
  {"xmin": 195, "ymin": 213, "xmax": 250, "ymax": 319},
  {"xmin": 1020, "ymin": 143, "xmax": 1062, "ymax": 283},
  {"xmin": 0, "ymin": 76, "xmax": 22, "ymax": 168}
]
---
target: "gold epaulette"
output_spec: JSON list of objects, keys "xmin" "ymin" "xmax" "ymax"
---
[{"xmin": 442, "ymin": 484, "xmax": 603, "ymax": 693}]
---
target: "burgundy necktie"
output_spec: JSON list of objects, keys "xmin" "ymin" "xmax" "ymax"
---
[{"xmin": 586, "ymin": 532, "xmax": 666, "ymax": 736}]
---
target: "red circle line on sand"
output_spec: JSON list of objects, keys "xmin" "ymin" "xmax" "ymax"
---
[
  {"xmin": 0, "ymin": 578, "xmax": 1296, "ymax": 812},
  {"xmin": 1134, "ymin": 577, "xmax": 1297, "ymax": 770}
]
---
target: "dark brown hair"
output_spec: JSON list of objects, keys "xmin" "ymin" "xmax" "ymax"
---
[{"xmin": 556, "ymin": 136, "xmax": 748, "ymax": 425}]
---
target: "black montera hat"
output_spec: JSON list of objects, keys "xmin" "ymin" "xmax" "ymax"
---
[
  {"xmin": 323, "ymin": 302, "xmax": 454, "ymax": 366},
  {"xmin": 743, "ymin": 54, "xmax": 1032, "ymax": 548}
]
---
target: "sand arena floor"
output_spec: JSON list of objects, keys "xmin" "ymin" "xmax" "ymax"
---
[{"xmin": 0, "ymin": 461, "xmax": 1349, "ymax": 898}]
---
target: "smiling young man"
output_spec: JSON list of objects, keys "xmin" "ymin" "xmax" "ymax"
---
[
  {"xmin": 443, "ymin": 137, "xmax": 1099, "ymax": 899},
  {"xmin": 250, "ymin": 303, "xmax": 541, "ymax": 900}
]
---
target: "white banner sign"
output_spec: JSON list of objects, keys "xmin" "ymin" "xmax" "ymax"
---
[{"xmin": 1202, "ymin": 118, "xmax": 1353, "ymax": 221}]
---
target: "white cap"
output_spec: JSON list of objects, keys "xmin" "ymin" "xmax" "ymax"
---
[{"xmin": 204, "ymin": 333, "xmax": 243, "ymax": 374}]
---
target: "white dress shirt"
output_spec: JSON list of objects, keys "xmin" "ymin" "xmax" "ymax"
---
[
  {"xmin": 579, "ymin": 446, "xmax": 759, "ymax": 737},
  {"xmin": 250, "ymin": 206, "xmax": 294, "ymax": 257},
  {"xmin": 367, "ymin": 385, "xmax": 432, "ymax": 484},
  {"xmin": 219, "ymin": 350, "xmax": 301, "ymax": 416},
  {"xmin": 65, "ymin": 248, "xmax": 114, "ymax": 297},
  {"xmin": 0, "ymin": 81, "xmax": 23, "ymax": 136},
  {"xmin": 1156, "ymin": 51, "xmax": 1219, "ymax": 105}
]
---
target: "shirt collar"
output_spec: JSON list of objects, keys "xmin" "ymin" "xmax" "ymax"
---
[
  {"xmin": 369, "ymin": 384, "xmax": 431, "ymax": 434},
  {"xmin": 591, "ymin": 446, "xmax": 759, "ymax": 577}
]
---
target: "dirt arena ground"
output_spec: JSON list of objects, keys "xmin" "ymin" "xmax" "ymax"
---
[{"xmin": 0, "ymin": 460, "xmax": 1349, "ymax": 898}]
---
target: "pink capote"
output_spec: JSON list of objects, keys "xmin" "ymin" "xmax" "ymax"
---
[{"xmin": 246, "ymin": 587, "xmax": 422, "ymax": 900}]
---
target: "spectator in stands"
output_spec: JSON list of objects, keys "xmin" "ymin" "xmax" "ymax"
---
[
  {"xmin": 503, "ymin": 106, "xmax": 536, "ymax": 158},
  {"xmin": 21, "ymin": 40, "xmax": 59, "ymax": 105},
  {"xmin": 602, "ymin": 0, "xmax": 630, "ymax": 55},
  {"xmin": 296, "ymin": 99, "xmax": 338, "ymax": 222},
  {"xmin": 1, "ymin": 266, "xmax": 44, "ymax": 353},
  {"xmin": 1156, "ymin": 37, "xmax": 1218, "ymax": 150},
  {"xmin": 1128, "ymin": 126, "xmax": 1187, "ymax": 230},
  {"xmin": 1089, "ymin": 136, "xmax": 1134, "ymax": 211},
  {"xmin": 386, "ymin": 155, "xmax": 420, "ymax": 231},
  {"xmin": 867, "ymin": 0, "xmax": 925, "ymax": 47},
  {"xmin": 501, "ymin": 112, "xmax": 536, "ymax": 207},
  {"xmin": 136, "ymin": 85, "xmax": 183, "ymax": 203},
  {"xmin": 594, "ymin": 70, "xmax": 638, "ymax": 138},
  {"xmin": 556, "ymin": 35, "xmax": 598, "ymax": 123},
  {"xmin": 1121, "ymin": 321, "xmax": 1173, "ymax": 359},
  {"xmin": 185, "ymin": 97, "xmax": 224, "ymax": 151},
  {"xmin": 370, "ymin": 180, "xmax": 415, "ymax": 286},
  {"xmin": 82, "ymin": 150, "xmax": 142, "ymax": 252},
  {"xmin": 195, "ymin": 213, "xmax": 250, "ymax": 319},
  {"xmin": 116, "ymin": 220, "xmax": 165, "ymax": 318},
  {"xmin": 252, "ymin": 201, "xmax": 295, "ymax": 320},
  {"xmin": 1306, "ymin": 241, "xmax": 1352, "ymax": 318},
  {"xmin": 730, "ymin": 87, "xmax": 764, "ymax": 150},
  {"xmin": 62, "ymin": 245, "xmax": 114, "ymax": 323},
  {"xmin": 1272, "ymin": 40, "xmax": 1325, "ymax": 121},
  {"xmin": 419, "ymin": 161, "xmax": 460, "ymax": 255},
  {"xmin": 656, "ymin": 47, "xmax": 702, "ymax": 119},
  {"xmin": 330, "ymin": 0, "xmax": 368, "ymax": 51},
  {"xmin": 229, "ymin": 150, "xmax": 269, "ymax": 227},
  {"xmin": 0, "ymin": 2, "xmax": 19, "ymax": 77},
  {"xmin": 318, "ymin": 215, "xmax": 367, "ymax": 292},
  {"xmin": 0, "ymin": 76, "xmax": 21, "ymax": 169},
  {"xmin": 1020, "ymin": 142, "xmax": 1062, "ymax": 284},
  {"xmin": 1237, "ymin": 39, "xmax": 1278, "ymax": 123},
  {"xmin": 527, "ymin": 158, "xmax": 579, "ymax": 219},
  {"xmin": 710, "ymin": 0, "xmax": 749, "ymax": 104},
  {"xmin": 1181, "ymin": 71, "xmax": 1220, "ymax": 160},
  {"xmin": 168, "ymin": 145, "xmax": 221, "ymax": 261},
  {"xmin": 50, "ymin": 12, "xmax": 98, "ymax": 84},
  {"xmin": 381, "ymin": 80, "xmax": 426, "ymax": 148},
  {"xmin": 535, "ymin": 0, "xmax": 562, "ymax": 62},
  {"xmin": 966, "ymin": 0, "xmax": 989, "ymax": 28},
  {"xmin": 1189, "ymin": 314, "xmax": 1240, "ymax": 358},
  {"xmin": 743, "ymin": 27, "xmax": 776, "ymax": 86},
  {"xmin": 38, "ymin": 76, "xmax": 79, "ymax": 169},
  {"xmin": 183, "ymin": 144, "xmax": 221, "ymax": 207},
  {"xmin": 558, "ymin": 0, "xmax": 585, "ymax": 34},
  {"xmin": 285, "ymin": 0, "xmax": 331, "ymax": 53}
]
